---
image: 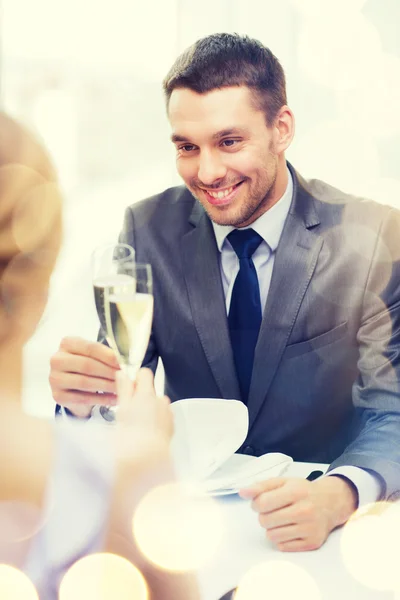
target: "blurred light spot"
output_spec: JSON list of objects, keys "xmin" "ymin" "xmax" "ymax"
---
[
  {"xmin": 0, "ymin": 164, "xmax": 44, "ymax": 232},
  {"xmin": 354, "ymin": 291, "xmax": 397, "ymax": 373},
  {"xmin": 297, "ymin": 13, "xmax": 382, "ymax": 91},
  {"xmin": 336, "ymin": 54, "xmax": 400, "ymax": 138},
  {"xmin": 12, "ymin": 181, "xmax": 62, "ymax": 255},
  {"xmin": 0, "ymin": 502, "xmax": 43, "ymax": 543},
  {"xmin": 342, "ymin": 200, "xmax": 400, "ymax": 265},
  {"xmin": 133, "ymin": 483, "xmax": 224, "ymax": 571},
  {"xmin": 341, "ymin": 502, "xmax": 400, "ymax": 591},
  {"xmin": 0, "ymin": 565, "xmax": 38, "ymax": 600},
  {"xmin": 235, "ymin": 560, "xmax": 321, "ymax": 600},
  {"xmin": 59, "ymin": 553, "xmax": 148, "ymax": 600},
  {"xmin": 288, "ymin": 120, "xmax": 379, "ymax": 195}
]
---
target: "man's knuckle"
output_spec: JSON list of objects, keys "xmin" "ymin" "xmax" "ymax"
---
[
  {"xmin": 258, "ymin": 513, "xmax": 268, "ymax": 528},
  {"xmin": 307, "ymin": 540, "xmax": 321, "ymax": 551},
  {"xmin": 298, "ymin": 504, "xmax": 313, "ymax": 520},
  {"xmin": 81, "ymin": 357, "xmax": 95, "ymax": 376},
  {"xmin": 50, "ymin": 352, "xmax": 62, "ymax": 371},
  {"xmin": 49, "ymin": 373, "xmax": 60, "ymax": 388},
  {"xmin": 86, "ymin": 341, "xmax": 99, "ymax": 359},
  {"xmin": 277, "ymin": 542, "xmax": 286, "ymax": 552},
  {"xmin": 60, "ymin": 336, "xmax": 74, "ymax": 351},
  {"xmin": 52, "ymin": 390, "xmax": 62, "ymax": 403},
  {"xmin": 292, "ymin": 487, "xmax": 306, "ymax": 503},
  {"xmin": 75, "ymin": 375, "xmax": 90, "ymax": 390}
]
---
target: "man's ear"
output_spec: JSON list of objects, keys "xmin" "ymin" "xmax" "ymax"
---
[{"xmin": 274, "ymin": 106, "xmax": 295, "ymax": 153}]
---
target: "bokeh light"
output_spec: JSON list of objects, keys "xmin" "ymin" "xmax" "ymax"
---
[
  {"xmin": 297, "ymin": 13, "xmax": 382, "ymax": 91},
  {"xmin": 12, "ymin": 181, "xmax": 62, "ymax": 256},
  {"xmin": 0, "ymin": 501, "xmax": 46, "ymax": 566},
  {"xmin": 288, "ymin": 120, "xmax": 379, "ymax": 196},
  {"xmin": 234, "ymin": 560, "xmax": 321, "ymax": 600},
  {"xmin": 0, "ymin": 565, "xmax": 38, "ymax": 600},
  {"xmin": 133, "ymin": 483, "xmax": 224, "ymax": 572},
  {"xmin": 341, "ymin": 195, "xmax": 400, "ymax": 264},
  {"xmin": 341, "ymin": 502, "xmax": 400, "ymax": 591},
  {"xmin": 59, "ymin": 553, "xmax": 148, "ymax": 600},
  {"xmin": 0, "ymin": 501, "xmax": 43, "ymax": 546}
]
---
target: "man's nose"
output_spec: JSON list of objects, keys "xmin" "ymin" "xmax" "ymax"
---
[{"xmin": 197, "ymin": 151, "xmax": 227, "ymax": 186}]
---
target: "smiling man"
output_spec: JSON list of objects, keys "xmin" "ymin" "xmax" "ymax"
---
[
  {"xmin": 169, "ymin": 85, "xmax": 288, "ymax": 228},
  {"xmin": 50, "ymin": 33, "xmax": 400, "ymax": 551}
]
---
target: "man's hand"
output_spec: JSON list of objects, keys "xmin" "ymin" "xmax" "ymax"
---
[
  {"xmin": 49, "ymin": 336, "xmax": 120, "ymax": 417},
  {"xmin": 239, "ymin": 475, "xmax": 358, "ymax": 552}
]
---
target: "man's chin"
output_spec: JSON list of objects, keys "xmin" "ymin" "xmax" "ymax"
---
[
  {"xmin": 204, "ymin": 205, "xmax": 246, "ymax": 227},
  {"xmin": 188, "ymin": 187, "xmax": 254, "ymax": 227}
]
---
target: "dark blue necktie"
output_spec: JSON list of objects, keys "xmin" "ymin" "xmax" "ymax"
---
[{"xmin": 228, "ymin": 228, "xmax": 263, "ymax": 403}]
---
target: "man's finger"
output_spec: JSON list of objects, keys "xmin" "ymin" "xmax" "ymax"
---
[
  {"xmin": 50, "ymin": 371, "xmax": 117, "ymax": 395},
  {"xmin": 51, "ymin": 353, "xmax": 119, "ymax": 381},
  {"xmin": 258, "ymin": 504, "xmax": 306, "ymax": 530},
  {"xmin": 60, "ymin": 337, "xmax": 120, "ymax": 368},
  {"xmin": 239, "ymin": 477, "xmax": 287, "ymax": 500},
  {"xmin": 56, "ymin": 390, "xmax": 117, "ymax": 407},
  {"xmin": 264, "ymin": 523, "xmax": 302, "ymax": 544},
  {"xmin": 276, "ymin": 538, "xmax": 322, "ymax": 553}
]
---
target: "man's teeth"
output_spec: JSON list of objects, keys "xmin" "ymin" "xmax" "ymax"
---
[{"xmin": 207, "ymin": 185, "xmax": 235, "ymax": 199}]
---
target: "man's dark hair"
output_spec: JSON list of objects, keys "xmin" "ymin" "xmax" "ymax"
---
[{"xmin": 163, "ymin": 33, "xmax": 287, "ymax": 126}]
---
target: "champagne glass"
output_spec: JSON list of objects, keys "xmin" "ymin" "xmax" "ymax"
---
[
  {"xmin": 104, "ymin": 262, "xmax": 153, "ymax": 382},
  {"xmin": 92, "ymin": 243, "xmax": 135, "ymax": 348},
  {"xmin": 92, "ymin": 244, "xmax": 153, "ymax": 421}
]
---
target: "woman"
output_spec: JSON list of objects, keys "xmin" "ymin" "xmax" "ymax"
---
[{"xmin": 0, "ymin": 112, "xmax": 199, "ymax": 600}]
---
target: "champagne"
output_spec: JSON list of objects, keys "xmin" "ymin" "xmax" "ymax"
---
[
  {"xmin": 93, "ymin": 275, "xmax": 134, "ymax": 353},
  {"xmin": 106, "ymin": 292, "xmax": 154, "ymax": 377}
]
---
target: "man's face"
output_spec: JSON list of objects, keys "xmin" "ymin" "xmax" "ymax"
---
[{"xmin": 168, "ymin": 86, "xmax": 281, "ymax": 227}]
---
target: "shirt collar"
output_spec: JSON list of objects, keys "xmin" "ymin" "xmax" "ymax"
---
[{"xmin": 212, "ymin": 168, "xmax": 293, "ymax": 253}]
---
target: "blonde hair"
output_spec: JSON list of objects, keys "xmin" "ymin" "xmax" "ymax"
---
[{"xmin": 0, "ymin": 112, "xmax": 62, "ymax": 343}]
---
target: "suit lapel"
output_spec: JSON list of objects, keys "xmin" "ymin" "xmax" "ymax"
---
[
  {"xmin": 181, "ymin": 202, "xmax": 241, "ymax": 400},
  {"xmin": 247, "ymin": 167, "xmax": 324, "ymax": 429}
]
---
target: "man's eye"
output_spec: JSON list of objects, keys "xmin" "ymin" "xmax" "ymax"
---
[
  {"xmin": 221, "ymin": 139, "xmax": 238, "ymax": 147},
  {"xmin": 178, "ymin": 144, "xmax": 196, "ymax": 152}
]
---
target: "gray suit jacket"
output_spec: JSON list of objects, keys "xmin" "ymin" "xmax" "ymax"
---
[{"xmin": 119, "ymin": 163, "xmax": 400, "ymax": 499}]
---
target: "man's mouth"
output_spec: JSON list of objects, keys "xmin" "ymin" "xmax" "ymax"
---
[{"xmin": 199, "ymin": 181, "xmax": 245, "ymax": 206}]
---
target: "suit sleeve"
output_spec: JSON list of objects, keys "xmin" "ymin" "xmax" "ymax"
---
[{"xmin": 328, "ymin": 208, "xmax": 400, "ymax": 499}]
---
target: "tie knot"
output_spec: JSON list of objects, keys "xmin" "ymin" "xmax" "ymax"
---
[{"xmin": 227, "ymin": 228, "xmax": 263, "ymax": 259}]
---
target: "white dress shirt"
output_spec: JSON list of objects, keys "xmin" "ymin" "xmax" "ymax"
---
[{"xmin": 212, "ymin": 168, "xmax": 381, "ymax": 507}]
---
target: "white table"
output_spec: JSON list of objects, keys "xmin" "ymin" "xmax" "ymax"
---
[{"xmin": 197, "ymin": 462, "xmax": 393, "ymax": 600}]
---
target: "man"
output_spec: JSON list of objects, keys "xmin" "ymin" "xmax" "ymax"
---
[{"xmin": 50, "ymin": 33, "xmax": 400, "ymax": 551}]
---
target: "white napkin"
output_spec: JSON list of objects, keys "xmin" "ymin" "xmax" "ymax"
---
[{"xmin": 170, "ymin": 398, "xmax": 292, "ymax": 494}]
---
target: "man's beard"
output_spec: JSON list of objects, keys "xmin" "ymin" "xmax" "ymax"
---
[{"xmin": 188, "ymin": 167, "xmax": 278, "ymax": 227}]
